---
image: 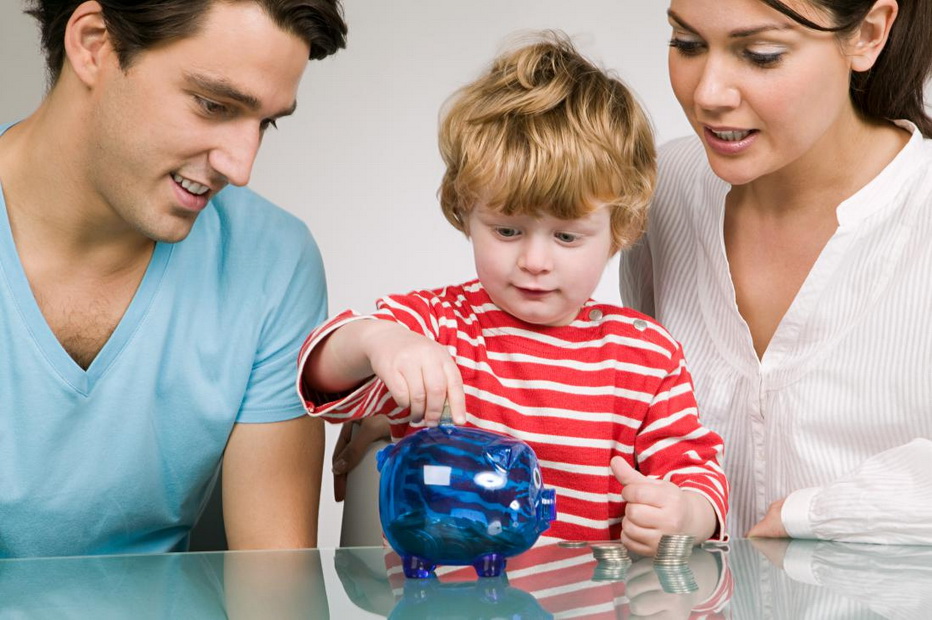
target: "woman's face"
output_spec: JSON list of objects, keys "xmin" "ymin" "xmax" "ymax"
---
[{"xmin": 667, "ymin": 0, "xmax": 858, "ymax": 186}]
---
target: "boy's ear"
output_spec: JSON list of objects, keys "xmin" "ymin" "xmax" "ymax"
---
[
  {"xmin": 847, "ymin": 0, "xmax": 897, "ymax": 73},
  {"xmin": 63, "ymin": 1, "xmax": 115, "ymax": 87}
]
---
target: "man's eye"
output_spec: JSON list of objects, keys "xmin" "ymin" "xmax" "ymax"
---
[
  {"xmin": 495, "ymin": 227, "xmax": 520, "ymax": 238},
  {"xmin": 195, "ymin": 96, "xmax": 229, "ymax": 116},
  {"xmin": 260, "ymin": 118, "xmax": 279, "ymax": 132},
  {"xmin": 555, "ymin": 232, "xmax": 579, "ymax": 243}
]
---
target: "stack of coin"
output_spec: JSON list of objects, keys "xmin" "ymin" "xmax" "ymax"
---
[
  {"xmin": 653, "ymin": 534, "xmax": 698, "ymax": 593},
  {"xmin": 653, "ymin": 534, "xmax": 694, "ymax": 566},
  {"xmin": 591, "ymin": 542, "xmax": 630, "ymax": 564},
  {"xmin": 589, "ymin": 542, "xmax": 631, "ymax": 582}
]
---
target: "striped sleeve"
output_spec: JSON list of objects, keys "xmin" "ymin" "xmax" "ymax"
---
[
  {"xmin": 295, "ymin": 292, "xmax": 445, "ymax": 435},
  {"xmin": 634, "ymin": 342, "xmax": 729, "ymax": 538}
]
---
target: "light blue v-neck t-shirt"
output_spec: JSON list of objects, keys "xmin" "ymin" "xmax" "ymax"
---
[{"xmin": 0, "ymin": 125, "xmax": 327, "ymax": 557}]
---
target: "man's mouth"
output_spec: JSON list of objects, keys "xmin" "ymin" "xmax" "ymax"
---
[{"xmin": 172, "ymin": 173, "xmax": 210, "ymax": 196}]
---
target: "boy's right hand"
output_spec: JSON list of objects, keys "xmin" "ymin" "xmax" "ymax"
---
[{"xmin": 362, "ymin": 321, "xmax": 466, "ymax": 426}]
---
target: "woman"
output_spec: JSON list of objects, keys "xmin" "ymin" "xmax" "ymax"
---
[{"xmin": 621, "ymin": 0, "xmax": 932, "ymax": 543}]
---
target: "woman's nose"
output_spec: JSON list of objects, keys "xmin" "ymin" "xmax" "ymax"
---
[{"xmin": 693, "ymin": 57, "xmax": 741, "ymax": 112}]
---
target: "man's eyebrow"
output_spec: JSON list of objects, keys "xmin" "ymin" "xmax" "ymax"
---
[
  {"xmin": 667, "ymin": 10, "xmax": 794, "ymax": 38},
  {"xmin": 184, "ymin": 72, "xmax": 298, "ymax": 117}
]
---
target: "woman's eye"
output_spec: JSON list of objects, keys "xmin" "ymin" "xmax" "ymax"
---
[
  {"xmin": 555, "ymin": 232, "xmax": 579, "ymax": 243},
  {"xmin": 669, "ymin": 38, "xmax": 704, "ymax": 56},
  {"xmin": 744, "ymin": 50, "xmax": 784, "ymax": 68},
  {"xmin": 494, "ymin": 227, "xmax": 520, "ymax": 238},
  {"xmin": 260, "ymin": 118, "xmax": 279, "ymax": 132}
]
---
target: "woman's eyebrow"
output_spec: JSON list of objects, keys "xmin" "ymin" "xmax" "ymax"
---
[{"xmin": 667, "ymin": 9, "xmax": 794, "ymax": 38}]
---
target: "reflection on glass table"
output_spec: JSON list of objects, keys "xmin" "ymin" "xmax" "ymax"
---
[{"xmin": 1, "ymin": 539, "xmax": 931, "ymax": 618}]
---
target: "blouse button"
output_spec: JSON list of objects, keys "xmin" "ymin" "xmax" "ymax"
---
[
  {"xmin": 588, "ymin": 308, "xmax": 603, "ymax": 321},
  {"xmin": 633, "ymin": 319, "xmax": 647, "ymax": 331}
]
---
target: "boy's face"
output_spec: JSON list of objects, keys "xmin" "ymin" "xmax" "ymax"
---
[
  {"xmin": 83, "ymin": 1, "xmax": 309, "ymax": 242},
  {"xmin": 467, "ymin": 204, "xmax": 614, "ymax": 326}
]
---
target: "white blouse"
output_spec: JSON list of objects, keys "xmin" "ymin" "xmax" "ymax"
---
[{"xmin": 620, "ymin": 122, "xmax": 932, "ymax": 544}]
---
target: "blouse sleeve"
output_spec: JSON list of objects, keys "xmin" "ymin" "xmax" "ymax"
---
[{"xmin": 781, "ymin": 438, "xmax": 932, "ymax": 544}]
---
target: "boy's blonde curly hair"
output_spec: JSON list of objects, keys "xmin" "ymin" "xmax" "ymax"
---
[{"xmin": 438, "ymin": 31, "xmax": 656, "ymax": 253}]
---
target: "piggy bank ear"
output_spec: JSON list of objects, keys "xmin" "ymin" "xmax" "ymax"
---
[
  {"xmin": 376, "ymin": 445, "xmax": 395, "ymax": 472},
  {"xmin": 484, "ymin": 443, "xmax": 515, "ymax": 471}
]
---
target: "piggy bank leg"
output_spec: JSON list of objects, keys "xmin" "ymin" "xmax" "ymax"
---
[
  {"xmin": 402, "ymin": 555, "xmax": 436, "ymax": 579},
  {"xmin": 473, "ymin": 553, "xmax": 506, "ymax": 578}
]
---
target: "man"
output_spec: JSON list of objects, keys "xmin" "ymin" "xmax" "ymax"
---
[{"xmin": 0, "ymin": 0, "xmax": 346, "ymax": 557}]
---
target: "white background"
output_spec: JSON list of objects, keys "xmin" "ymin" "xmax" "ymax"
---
[{"xmin": 0, "ymin": 1, "xmax": 688, "ymax": 552}]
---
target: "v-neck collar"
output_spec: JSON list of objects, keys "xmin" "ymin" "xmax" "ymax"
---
[{"xmin": 0, "ymin": 125, "xmax": 171, "ymax": 395}]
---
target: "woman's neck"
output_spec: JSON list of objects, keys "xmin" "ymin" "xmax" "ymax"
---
[{"xmin": 733, "ymin": 113, "xmax": 910, "ymax": 218}]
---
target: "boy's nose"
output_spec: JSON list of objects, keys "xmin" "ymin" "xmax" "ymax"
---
[{"xmin": 517, "ymin": 239, "xmax": 553, "ymax": 274}]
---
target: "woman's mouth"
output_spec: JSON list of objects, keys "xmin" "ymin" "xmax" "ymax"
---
[{"xmin": 703, "ymin": 126, "xmax": 759, "ymax": 155}]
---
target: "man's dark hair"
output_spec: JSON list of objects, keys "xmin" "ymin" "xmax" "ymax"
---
[{"xmin": 26, "ymin": 0, "xmax": 348, "ymax": 84}]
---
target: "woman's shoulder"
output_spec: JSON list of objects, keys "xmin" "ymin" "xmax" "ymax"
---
[
  {"xmin": 651, "ymin": 135, "xmax": 725, "ymax": 216},
  {"xmin": 657, "ymin": 135, "xmax": 709, "ymax": 178}
]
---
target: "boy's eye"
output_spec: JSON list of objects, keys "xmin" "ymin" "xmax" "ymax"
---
[
  {"xmin": 494, "ymin": 227, "xmax": 520, "ymax": 238},
  {"xmin": 555, "ymin": 232, "xmax": 579, "ymax": 243}
]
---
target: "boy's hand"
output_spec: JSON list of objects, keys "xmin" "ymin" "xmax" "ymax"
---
[
  {"xmin": 611, "ymin": 456, "xmax": 712, "ymax": 556},
  {"xmin": 362, "ymin": 322, "xmax": 466, "ymax": 425}
]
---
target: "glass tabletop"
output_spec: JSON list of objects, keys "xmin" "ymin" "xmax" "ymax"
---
[{"xmin": 1, "ymin": 538, "xmax": 929, "ymax": 618}]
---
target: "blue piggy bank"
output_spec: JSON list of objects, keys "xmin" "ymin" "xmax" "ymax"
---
[{"xmin": 376, "ymin": 423, "xmax": 557, "ymax": 579}]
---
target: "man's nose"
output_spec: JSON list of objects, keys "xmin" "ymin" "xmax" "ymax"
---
[{"xmin": 208, "ymin": 123, "xmax": 262, "ymax": 187}]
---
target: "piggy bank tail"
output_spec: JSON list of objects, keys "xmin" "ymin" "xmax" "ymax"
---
[{"xmin": 537, "ymin": 488, "xmax": 557, "ymax": 534}]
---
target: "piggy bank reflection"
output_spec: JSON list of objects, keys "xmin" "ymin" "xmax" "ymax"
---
[
  {"xmin": 377, "ymin": 424, "xmax": 557, "ymax": 579},
  {"xmin": 388, "ymin": 575, "xmax": 552, "ymax": 620}
]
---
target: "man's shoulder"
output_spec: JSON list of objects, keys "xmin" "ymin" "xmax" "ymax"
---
[
  {"xmin": 209, "ymin": 185, "xmax": 309, "ymax": 240},
  {"xmin": 199, "ymin": 185, "xmax": 318, "ymax": 265}
]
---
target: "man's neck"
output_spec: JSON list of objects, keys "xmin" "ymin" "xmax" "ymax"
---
[{"xmin": 0, "ymin": 96, "xmax": 155, "ymax": 276}]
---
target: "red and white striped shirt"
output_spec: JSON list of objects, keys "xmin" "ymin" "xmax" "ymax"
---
[{"xmin": 299, "ymin": 280, "xmax": 728, "ymax": 541}]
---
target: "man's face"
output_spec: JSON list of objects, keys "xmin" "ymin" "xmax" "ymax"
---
[{"xmin": 87, "ymin": 1, "xmax": 310, "ymax": 242}]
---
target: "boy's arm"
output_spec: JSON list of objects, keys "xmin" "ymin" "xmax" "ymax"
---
[
  {"xmin": 301, "ymin": 314, "xmax": 466, "ymax": 425},
  {"xmin": 614, "ymin": 341, "xmax": 728, "ymax": 555}
]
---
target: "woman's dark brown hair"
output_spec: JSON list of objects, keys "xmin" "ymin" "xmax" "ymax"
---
[
  {"xmin": 26, "ymin": 0, "xmax": 347, "ymax": 85},
  {"xmin": 759, "ymin": 0, "xmax": 932, "ymax": 136}
]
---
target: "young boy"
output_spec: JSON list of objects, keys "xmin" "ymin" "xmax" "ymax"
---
[{"xmin": 298, "ymin": 32, "xmax": 728, "ymax": 555}]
